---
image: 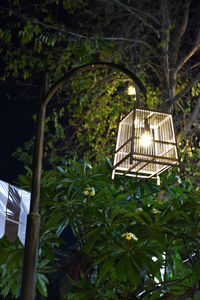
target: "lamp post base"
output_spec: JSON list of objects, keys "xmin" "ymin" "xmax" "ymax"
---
[{"xmin": 20, "ymin": 212, "xmax": 40, "ymax": 300}]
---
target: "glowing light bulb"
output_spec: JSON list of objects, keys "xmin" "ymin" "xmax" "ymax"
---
[
  {"xmin": 140, "ymin": 132, "xmax": 152, "ymax": 147},
  {"xmin": 127, "ymin": 84, "xmax": 136, "ymax": 95}
]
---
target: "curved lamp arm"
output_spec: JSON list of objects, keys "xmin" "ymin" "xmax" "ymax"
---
[
  {"xmin": 44, "ymin": 62, "xmax": 146, "ymax": 107},
  {"xmin": 20, "ymin": 61, "xmax": 146, "ymax": 300}
]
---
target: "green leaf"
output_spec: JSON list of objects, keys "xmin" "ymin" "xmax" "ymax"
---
[
  {"xmin": 99, "ymin": 258, "xmax": 113, "ymax": 283},
  {"xmin": 160, "ymin": 211, "xmax": 180, "ymax": 224},
  {"xmin": 36, "ymin": 273, "xmax": 49, "ymax": 297},
  {"xmin": 105, "ymin": 156, "xmax": 113, "ymax": 168},
  {"xmin": 85, "ymin": 236, "xmax": 97, "ymax": 254},
  {"xmin": 38, "ymin": 259, "xmax": 50, "ymax": 269},
  {"xmin": 127, "ymin": 257, "xmax": 140, "ymax": 286},
  {"xmin": 116, "ymin": 255, "xmax": 128, "ymax": 281},
  {"xmin": 191, "ymin": 259, "xmax": 200, "ymax": 284}
]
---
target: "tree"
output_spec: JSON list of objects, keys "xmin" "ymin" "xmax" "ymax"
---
[
  {"xmin": 0, "ymin": 0, "xmax": 200, "ymax": 298},
  {"xmin": 1, "ymin": 158, "xmax": 200, "ymax": 299},
  {"xmin": 0, "ymin": 0, "xmax": 199, "ymax": 166}
]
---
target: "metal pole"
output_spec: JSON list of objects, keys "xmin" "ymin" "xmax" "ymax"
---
[{"xmin": 20, "ymin": 73, "xmax": 48, "ymax": 300}]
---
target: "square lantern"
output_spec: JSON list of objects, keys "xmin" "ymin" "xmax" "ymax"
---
[{"xmin": 112, "ymin": 108, "xmax": 179, "ymax": 182}]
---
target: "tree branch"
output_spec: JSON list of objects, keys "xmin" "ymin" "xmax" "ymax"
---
[
  {"xmin": 163, "ymin": 71, "xmax": 200, "ymax": 110},
  {"xmin": 181, "ymin": 96, "xmax": 200, "ymax": 139},
  {"xmin": 190, "ymin": 62, "xmax": 200, "ymax": 70},
  {"xmin": 176, "ymin": 38, "xmax": 200, "ymax": 74},
  {"xmin": 111, "ymin": 0, "xmax": 159, "ymax": 33},
  {"xmin": 161, "ymin": 0, "xmax": 170, "ymax": 92},
  {"xmin": 169, "ymin": 0, "xmax": 190, "ymax": 69},
  {"xmin": 108, "ymin": 0, "xmax": 159, "ymax": 24},
  {"xmin": 10, "ymin": 9, "xmax": 151, "ymax": 47},
  {"xmin": 139, "ymin": 274, "xmax": 192, "ymax": 299}
]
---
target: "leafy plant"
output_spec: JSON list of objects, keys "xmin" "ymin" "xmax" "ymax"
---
[{"xmin": 1, "ymin": 158, "xmax": 199, "ymax": 299}]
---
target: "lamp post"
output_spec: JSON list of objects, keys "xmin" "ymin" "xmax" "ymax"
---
[{"xmin": 20, "ymin": 62, "xmax": 146, "ymax": 300}]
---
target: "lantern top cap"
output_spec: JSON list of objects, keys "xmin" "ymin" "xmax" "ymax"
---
[
  {"xmin": 135, "ymin": 108, "xmax": 172, "ymax": 116},
  {"xmin": 120, "ymin": 108, "xmax": 172, "ymax": 125}
]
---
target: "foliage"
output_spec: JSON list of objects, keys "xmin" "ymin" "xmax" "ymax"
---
[
  {"xmin": 1, "ymin": 0, "xmax": 200, "ymax": 173},
  {"xmin": 179, "ymin": 138, "xmax": 200, "ymax": 190},
  {"xmin": 0, "ymin": 0, "xmax": 200, "ymax": 298},
  {"xmin": 13, "ymin": 70, "xmax": 135, "ymax": 166},
  {"xmin": 1, "ymin": 158, "xmax": 200, "ymax": 299}
]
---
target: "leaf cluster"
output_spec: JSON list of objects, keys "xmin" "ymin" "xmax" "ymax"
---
[{"xmin": 1, "ymin": 158, "xmax": 200, "ymax": 299}]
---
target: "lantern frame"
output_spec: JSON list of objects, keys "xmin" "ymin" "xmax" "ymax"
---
[{"xmin": 112, "ymin": 108, "xmax": 179, "ymax": 181}]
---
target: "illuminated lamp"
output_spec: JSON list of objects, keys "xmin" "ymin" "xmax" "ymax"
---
[
  {"xmin": 112, "ymin": 108, "xmax": 179, "ymax": 183},
  {"xmin": 127, "ymin": 83, "xmax": 136, "ymax": 95}
]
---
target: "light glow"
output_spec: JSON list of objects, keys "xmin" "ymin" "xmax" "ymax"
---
[
  {"xmin": 127, "ymin": 84, "xmax": 136, "ymax": 95},
  {"xmin": 152, "ymin": 256, "xmax": 158, "ymax": 262},
  {"xmin": 140, "ymin": 132, "xmax": 152, "ymax": 147}
]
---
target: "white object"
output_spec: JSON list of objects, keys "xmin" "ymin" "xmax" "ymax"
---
[
  {"xmin": 0, "ymin": 180, "xmax": 30, "ymax": 245},
  {"xmin": 127, "ymin": 84, "xmax": 136, "ymax": 95},
  {"xmin": 140, "ymin": 132, "xmax": 152, "ymax": 147},
  {"xmin": 112, "ymin": 108, "xmax": 179, "ymax": 181}
]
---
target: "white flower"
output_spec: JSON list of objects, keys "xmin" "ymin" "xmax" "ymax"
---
[
  {"xmin": 121, "ymin": 232, "xmax": 138, "ymax": 241},
  {"xmin": 83, "ymin": 187, "xmax": 95, "ymax": 197}
]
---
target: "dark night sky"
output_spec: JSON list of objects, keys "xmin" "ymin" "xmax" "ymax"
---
[{"xmin": 0, "ymin": 89, "xmax": 35, "ymax": 184}]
